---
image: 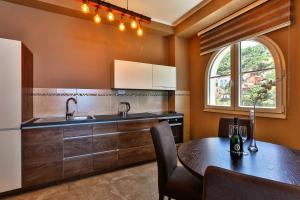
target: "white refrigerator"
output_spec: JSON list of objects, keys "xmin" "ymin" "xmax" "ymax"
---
[{"xmin": 0, "ymin": 38, "xmax": 22, "ymax": 193}]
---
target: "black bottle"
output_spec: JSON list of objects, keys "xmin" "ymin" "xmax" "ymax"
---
[{"xmin": 230, "ymin": 117, "xmax": 243, "ymax": 157}]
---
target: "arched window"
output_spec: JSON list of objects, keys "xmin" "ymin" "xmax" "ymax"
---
[{"xmin": 205, "ymin": 36, "xmax": 286, "ymax": 118}]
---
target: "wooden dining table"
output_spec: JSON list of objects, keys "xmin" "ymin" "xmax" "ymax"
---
[{"xmin": 178, "ymin": 137, "xmax": 300, "ymax": 186}]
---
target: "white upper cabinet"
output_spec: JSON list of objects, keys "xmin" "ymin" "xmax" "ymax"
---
[
  {"xmin": 152, "ymin": 65, "xmax": 176, "ymax": 90},
  {"xmin": 113, "ymin": 60, "xmax": 153, "ymax": 90},
  {"xmin": 112, "ymin": 60, "xmax": 176, "ymax": 90}
]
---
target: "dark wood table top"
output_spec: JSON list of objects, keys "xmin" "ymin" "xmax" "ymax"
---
[{"xmin": 178, "ymin": 137, "xmax": 300, "ymax": 186}]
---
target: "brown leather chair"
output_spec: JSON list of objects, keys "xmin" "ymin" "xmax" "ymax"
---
[
  {"xmin": 150, "ymin": 121, "xmax": 203, "ymax": 200},
  {"xmin": 203, "ymin": 166, "xmax": 300, "ymax": 200},
  {"xmin": 218, "ymin": 118, "xmax": 251, "ymax": 139}
]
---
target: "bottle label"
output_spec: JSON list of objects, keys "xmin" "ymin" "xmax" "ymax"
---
[{"xmin": 234, "ymin": 144, "xmax": 240, "ymax": 152}]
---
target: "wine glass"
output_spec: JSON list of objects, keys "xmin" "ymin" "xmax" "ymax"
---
[
  {"xmin": 228, "ymin": 125, "xmax": 234, "ymax": 138},
  {"xmin": 239, "ymin": 126, "xmax": 248, "ymax": 142}
]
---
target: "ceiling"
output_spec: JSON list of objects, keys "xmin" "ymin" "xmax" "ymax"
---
[{"xmin": 107, "ymin": 0, "xmax": 204, "ymax": 25}]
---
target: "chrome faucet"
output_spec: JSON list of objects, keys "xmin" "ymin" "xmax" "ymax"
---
[{"xmin": 66, "ymin": 97, "xmax": 77, "ymax": 120}]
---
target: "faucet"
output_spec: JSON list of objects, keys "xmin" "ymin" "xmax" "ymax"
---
[{"xmin": 66, "ymin": 97, "xmax": 77, "ymax": 120}]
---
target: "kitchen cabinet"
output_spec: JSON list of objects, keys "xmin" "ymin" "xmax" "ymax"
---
[
  {"xmin": 152, "ymin": 65, "xmax": 176, "ymax": 90},
  {"xmin": 113, "ymin": 60, "xmax": 153, "ymax": 89},
  {"xmin": 20, "ymin": 117, "xmax": 162, "ymax": 190},
  {"xmin": 22, "ymin": 127, "xmax": 63, "ymax": 187},
  {"xmin": 112, "ymin": 60, "xmax": 176, "ymax": 90}
]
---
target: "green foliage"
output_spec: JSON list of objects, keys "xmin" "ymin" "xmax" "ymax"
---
[
  {"xmin": 217, "ymin": 51, "xmax": 231, "ymax": 76},
  {"xmin": 241, "ymin": 44, "xmax": 275, "ymax": 72}
]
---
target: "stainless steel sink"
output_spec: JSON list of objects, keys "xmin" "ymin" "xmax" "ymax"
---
[{"xmin": 70, "ymin": 116, "xmax": 95, "ymax": 121}]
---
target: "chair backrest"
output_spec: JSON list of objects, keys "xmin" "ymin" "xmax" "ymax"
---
[
  {"xmin": 218, "ymin": 118, "xmax": 251, "ymax": 138},
  {"xmin": 150, "ymin": 121, "xmax": 177, "ymax": 194},
  {"xmin": 203, "ymin": 166, "xmax": 300, "ymax": 200}
]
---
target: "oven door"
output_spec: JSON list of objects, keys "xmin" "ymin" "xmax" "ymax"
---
[{"xmin": 170, "ymin": 123, "xmax": 183, "ymax": 144}]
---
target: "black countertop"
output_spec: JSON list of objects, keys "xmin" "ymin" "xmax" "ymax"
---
[{"xmin": 22, "ymin": 112, "xmax": 183, "ymax": 129}]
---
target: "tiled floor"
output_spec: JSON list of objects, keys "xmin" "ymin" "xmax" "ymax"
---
[{"xmin": 7, "ymin": 162, "xmax": 158, "ymax": 200}]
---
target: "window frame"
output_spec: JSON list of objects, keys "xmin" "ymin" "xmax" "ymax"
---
[{"xmin": 204, "ymin": 36, "xmax": 286, "ymax": 119}]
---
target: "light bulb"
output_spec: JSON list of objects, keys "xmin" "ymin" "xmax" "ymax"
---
[
  {"xmin": 107, "ymin": 11, "xmax": 114, "ymax": 21},
  {"xmin": 131, "ymin": 20, "xmax": 137, "ymax": 29},
  {"xmin": 119, "ymin": 22, "xmax": 125, "ymax": 31},
  {"xmin": 81, "ymin": 1, "xmax": 89, "ymax": 13},
  {"xmin": 94, "ymin": 13, "xmax": 101, "ymax": 24},
  {"xmin": 137, "ymin": 26, "xmax": 143, "ymax": 36}
]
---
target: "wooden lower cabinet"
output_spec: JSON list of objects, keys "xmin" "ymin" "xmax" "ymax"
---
[
  {"xmin": 63, "ymin": 155, "xmax": 93, "ymax": 178},
  {"xmin": 119, "ymin": 129, "xmax": 153, "ymax": 149},
  {"xmin": 118, "ymin": 145, "xmax": 156, "ymax": 167},
  {"xmin": 93, "ymin": 151, "xmax": 118, "ymax": 172},
  {"xmin": 64, "ymin": 136, "xmax": 93, "ymax": 158},
  {"xmin": 22, "ymin": 127, "xmax": 63, "ymax": 187},
  {"xmin": 21, "ymin": 118, "xmax": 160, "ymax": 188},
  {"xmin": 22, "ymin": 161, "xmax": 63, "ymax": 187}
]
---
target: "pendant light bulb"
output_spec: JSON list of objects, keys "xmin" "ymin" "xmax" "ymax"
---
[
  {"xmin": 94, "ymin": 8, "xmax": 101, "ymax": 24},
  {"xmin": 107, "ymin": 10, "xmax": 114, "ymax": 22},
  {"xmin": 119, "ymin": 22, "xmax": 125, "ymax": 32},
  {"xmin": 81, "ymin": 0, "xmax": 89, "ymax": 13},
  {"xmin": 119, "ymin": 15, "xmax": 125, "ymax": 32},
  {"xmin": 137, "ymin": 25, "xmax": 143, "ymax": 36},
  {"xmin": 131, "ymin": 19, "xmax": 137, "ymax": 29}
]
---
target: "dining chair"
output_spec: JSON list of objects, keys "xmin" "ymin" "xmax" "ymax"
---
[
  {"xmin": 218, "ymin": 117, "xmax": 251, "ymax": 138},
  {"xmin": 203, "ymin": 166, "xmax": 300, "ymax": 200},
  {"xmin": 150, "ymin": 121, "xmax": 203, "ymax": 200}
]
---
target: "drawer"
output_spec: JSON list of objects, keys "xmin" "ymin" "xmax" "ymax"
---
[
  {"xmin": 117, "ymin": 119, "xmax": 158, "ymax": 132},
  {"xmin": 22, "ymin": 161, "xmax": 63, "ymax": 187},
  {"xmin": 93, "ymin": 133, "xmax": 118, "ymax": 153},
  {"xmin": 63, "ymin": 155, "xmax": 93, "ymax": 178},
  {"xmin": 119, "ymin": 130, "xmax": 153, "ymax": 149},
  {"xmin": 93, "ymin": 151, "xmax": 118, "ymax": 172},
  {"xmin": 63, "ymin": 125, "xmax": 93, "ymax": 138},
  {"xmin": 118, "ymin": 145, "xmax": 156, "ymax": 167},
  {"xmin": 23, "ymin": 142, "xmax": 63, "ymax": 165},
  {"xmin": 22, "ymin": 127, "xmax": 62, "ymax": 145},
  {"xmin": 93, "ymin": 122, "xmax": 117, "ymax": 135},
  {"xmin": 64, "ymin": 136, "xmax": 93, "ymax": 158}
]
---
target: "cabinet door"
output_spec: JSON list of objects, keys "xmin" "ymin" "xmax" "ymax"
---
[
  {"xmin": 117, "ymin": 119, "xmax": 158, "ymax": 132},
  {"xmin": 0, "ymin": 39, "xmax": 22, "ymax": 129},
  {"xmin": 113, "ymin": 60, "xmax": 152, "ymax": 89},
  {"xmin": 22, "ymin": 128, "xmax": 63, "ymax": 187},
  {"xmin": 63, "ymin": 125, "xmax": 93, "ymax": 138},
  {"xmin": 119, "ymin": 130, "xmax": 153, "ymax": 149},
  {"xmin": 93, "ymin": 151, "xmax": 118, "ymax": 172},
  {"xmin": 152, "ymin": 65, "xmax": 176, "ymax": 90},
  {"xmin": 63, "ymin": 155, "xmax": 93, "ymax": 178},
  {"xmin": 118, "ymin": 145, "xmax": 156, "ymax": 167},
  {"xmin": 64, "ymin": 136, "xmax": 93, "ymax": 158},
  {"xmin": 93, "ymin": 133, "xmax": 118, "ymax": 153}
]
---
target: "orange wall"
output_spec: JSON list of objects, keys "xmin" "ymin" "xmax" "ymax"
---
[
  {"xmin": 0, "ymin": 1, "xmax": 169, "ymax": 89},
  {"xmin": 189, "ymin": 2, "xmax": 300, "ymax": 150}
]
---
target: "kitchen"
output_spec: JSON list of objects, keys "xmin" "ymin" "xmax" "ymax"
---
[{"xmin": 1, "ymin": 0, "xmax": 300, "ymax": 199}]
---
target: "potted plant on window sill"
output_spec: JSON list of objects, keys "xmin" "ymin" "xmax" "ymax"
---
[{"xmin": 248, "ymin": 79, "xmax": 275, "ymax": 152}]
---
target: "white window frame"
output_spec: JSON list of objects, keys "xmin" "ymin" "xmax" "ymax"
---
[{"xmin": 204, "ymin": 36, "xmax": 287, "ymax": 119}]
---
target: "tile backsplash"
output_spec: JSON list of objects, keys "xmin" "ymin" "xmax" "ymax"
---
[{"xmin": 33, "ymin": 88, "xmax": 169, "ymax": 118}]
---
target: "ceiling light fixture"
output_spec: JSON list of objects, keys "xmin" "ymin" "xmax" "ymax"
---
[
  {"xmin": 94, "ymin": 7, "xmax": 101, "ymax": 24},
  {"xmin": 107, "ymin": 8, "xmax": 114, "ymax": 22},
  {"xmin": 119, "ymin": 15, "xmax": 126, "ymax": 32},
  {"xmin": 80, "ymin": 0, "xmax": 151, "ymax": 36},
  {"xmin": 137, "ymin": 22, "xmax": 143, "ymax": 36},
  {"xmin": 130, "ymin": 17, "xmax": 137, "ymax": 29},
  {"xmin": 81, "ymin": 0, "xmax": 90, "ymax": 13}
]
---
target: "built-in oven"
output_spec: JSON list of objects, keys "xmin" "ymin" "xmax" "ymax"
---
[{"xmin": 159, "ymin": 116, "xmax": 183, "ymax": 144}]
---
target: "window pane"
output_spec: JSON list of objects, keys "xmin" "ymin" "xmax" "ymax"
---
[
  {"xmin": 210, "ymin": 46, "xmax": 231, "ymax": 77},
  {"xmin": 241, "ymin": 41, "xmax": 275, "ymax": 73},
  {"xmin": 209, "ymin": 76, "xmax": 231, "ymax": 106},
  {"xmin": 240, "ymin": 69, "xmax": 276, "ymax": 108}
]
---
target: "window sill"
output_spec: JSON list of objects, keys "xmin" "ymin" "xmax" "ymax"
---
[{"xmin": 203, "ymin": 108, "xmax": 286, "ymax": 119}]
